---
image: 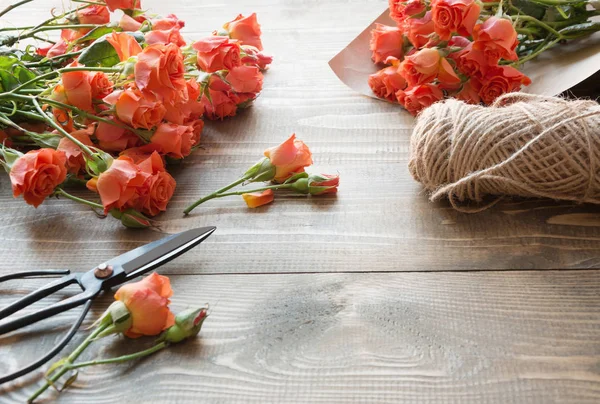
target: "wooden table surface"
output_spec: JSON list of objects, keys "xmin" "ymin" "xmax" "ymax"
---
[{"xmin": 1, "ymin": 1, "xmax": 600, "ymax": 403}]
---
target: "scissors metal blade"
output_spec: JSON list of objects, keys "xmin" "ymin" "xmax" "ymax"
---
[{"xmin": 105, "ymin": 226, "xmax": 216, "ymax": 279}]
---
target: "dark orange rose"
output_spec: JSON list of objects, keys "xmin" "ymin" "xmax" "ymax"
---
[
  {"xmin": 193, "ymin": 36, "xmax": 242, "ymax": 73},
  {"xmin": 103, "ymin": 87, "xmax": 166, "ymax": 130},
  {"xmin": 478, "ymin": 65, "xmax": 531, "ymax": 105},
  {"xmin": 396, "ymin": 84, "xmax": 443, "ymax": 115},
  {"xmin": 136, "ymin": 152, "xmax": 176, "ymax": 216},
  {"xmin": 431, "ymin": 0, "xmax": 480, "ymax": 40},
  {"xmin": 222, "ymin": 13, "xmax": 263, "ymax": 50},
  {"xmin": 114, "ymin": 273, "xmax": 175, "ymax": 338},
  {"xmin": 473, "ymin": 17, "xmax": 518, "ymax": 64},
  {"xmin": 370, "ymin": 24, "xmax": 404, "ymax": 64},
  {"xmin": 10, "ymin": 149, "xmax": 67, "ymax": 207}
]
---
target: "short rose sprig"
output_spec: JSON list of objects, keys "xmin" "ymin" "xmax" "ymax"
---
[
  {"xmin": 184, "ymin": 134, "xmax": 340, "ymax": 214},
  {"xmin": 28, "ymin": 273, "xmax": 209, "ymax": 403}
]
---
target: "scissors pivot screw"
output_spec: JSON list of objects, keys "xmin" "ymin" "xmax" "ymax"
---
[{"xmin": 94, "ymin": 264, "xmax": 113, "ymax": 279}]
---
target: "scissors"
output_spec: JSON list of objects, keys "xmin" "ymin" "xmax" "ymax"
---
[{"xmin": 0, "ymin": 226, "xmax": 216, "ymax": 384}]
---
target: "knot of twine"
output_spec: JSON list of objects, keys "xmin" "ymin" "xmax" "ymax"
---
[{"xmin": 408, "ymin": 93, "xmax": 600, "ymax": 212}]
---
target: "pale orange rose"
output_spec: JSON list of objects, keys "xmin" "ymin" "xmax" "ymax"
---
[
  {"xmin": 396, "ymin": 84, "xmax": 444, "ymax": 116},
  {"xmin": 222, "ymin": 13, "xmax": 263, "ymax": 50},
  {"xmin": 242, "ymin": 189, "xmax": 274, "ymax": 208},
  {"xmin": 96, "ymin": 118, "xmax": 142, "ymax": 152},
  {"xmin": 193, "ymin": 36, "xmax": 242, "ymax": 73},
  {"xmin": 368, "ymin": 63, "xmax": 407, "ymax": 102},
  {"xmin": 264, "ymin": 134, "xmax": 313, "ymax": 182},
  {"xmin": 431, "ymin": 0, "xmax": 480, "ymax": 40},
  {"xmin": 473, "ymin": 17, "xmax": 518, "ymax": 63},
  {"xmin": 106, "ymin": 32, "xmax": 142, "ymax": 62},
  {"xmin": 150, "ymin": 123, "xmax": 195, "ymax": 159},
  {"xmin": 103, "ymin": 87, "xmax": 166, "ymax": 130},
  {"xmin": 105, "ymin": 0, "xmax": 142, "ymax": 12},
  {"xmin": 389, "ymin": 0, "xmax": 427, "ymax": 24},
  {"xmin": 76, "ymin": 5, "xmax": 109, "ymax": 25},
  {"xmin": 119, "ymin": 14, "xmax": 143, "ymax": 31},
  {"xmin": 437, "ymin": 57, "xmax": 461, "ymax": 90},
  {"xmin": 241, "ymin": 45, "xmax": 273, "ymax": 70},
  {"xmin": 114, "ymin": 273, "xmax": 175, "ymax": 338},
  {"xmin": 405, "ymin": 12, "xmax": 436, "ymax": 48},
  {"xmin": 136, "ymin": 152, "xmax": 176, "ymax": 216},
  {"xmin": 400, "ymin": 48, "xmax": 441, "ymax": 86},
  {"xmin": 135, "ymin": 43, "xmax": 187, "ymax": 102},
  {"xmin": 151, "ymin": 14, "xmax": 185, "ymax": 30},
  {"xmin": 225, "ymin": 65, "xmax": 263, "ymax": 93},
  {"xmin": 370, "ymin": 24, "xmax": 404, "ymax": 64},
  {"xmin": 145, "ymin": 27, "xmax": 186, "ymax": 47},
  {"xmin": 90, "ymin": 156, "xmax": 148, "ymax": 213},
  {"xmin": 56, "ymin": 126, "xmax": 94, "ymax": 175},
  {"xmin": 10, "ymin": 149, "xmax": 67, "ymax": 208}
]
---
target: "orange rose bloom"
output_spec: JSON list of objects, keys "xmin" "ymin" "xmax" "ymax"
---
[
  {"xmin": 396, "ymin": 84, "xmax": 443, "ymax": 116},
  {"xmin": 114, "ymin": 273, "xmax": 175, "ymax": 338},
  {"xmin": 61, "ymin": 66, "xmax": 93, "ymax": 112},
  {"xmin": 389, "ymin": 0, "xmax": 427, "ymax": 24},
  {"xmin": 76, "ymin": 5, "xmax": 109, "ymax": 25},
  {"xmin": 193, "ymin": 36, "xmax": 242, "ymax": 73},
  {"xmin": 120, "ymin": 144, "xmax": 162, "ymax": 164},
  {"xmin": 225, "ymin": 65, "xmax": 263, "ymax": 93},
  {"xmin": 201, "ymin": 76, "xmax": 239, "ymax": 120},
  {"xmin": 401, "ymin": 48, "xmax": 440, "ymax": 86},
  {"xmin": 96, "ymin": 118, "xmax": 142, "ymax": 152},
  {"xmin": 242, "ymin": 189, "xmax": 274, "ymax": 208},
  {"xmin": 137, "ymin": 152, "xmax": 177, "ymax": 216},
  {"xmin": 452, "ymin": 43, "xmax": 490, "ymax": 76},
  {"xmin": 478, "ymin": 66, "xmax": 531, "ymax": 105},
  {"xmin": 106, "ymin": 32, "xmax": 143, "ymax": 62},
  {"xmin": 473, "ymin": 17, "xmax": 518, "ymax": 64},
  {"xmin": 105, "ymin": 0, "xmax": 142, "ymax": 12},
  {"xmin": 10, "ymin": 149, "xmax": 67, "ymax": 208},
  {"xmin": 222, "ymin": 13, "xmax": 263, "ymax": 50},
  {"xmin": 431, "ymin": 0, "xmax": 480, "ymax": 40},
  {"xmin": 135, "ymin": 43, "xmax": 187, "ymax": 102},
  {"xmin": 405, "ymin": 12, "xmax": 436, "ymax": 48},
  {"xmin": 56, "ymin": 127, "xmax": 94, "ymax": 175},
  {"xmin": 91, "ymin": 156, "xmax": 148, "ymax": 213},
  {"xmin": 103, "ymin": 87, "xmax": 166, "ymax": 130},
  {"xmin": 145, "ymin": 27, "xmax": 186, "ymax": 47},
  {"xmin": 150, "ymin": 123, "xmax": 195, "ymax": 159},
  {"xmin": 152, "ymin": 14, "xmax": 185, "ymax": 30},
  {"xmin": 368, "ymin": 64, "xmax": 407, "ymax": 102},
  {"xmin": 456, "ymin": 78, "xmax": 482, "ymax": 104},
  {"xmin": 437, "ymin": 58, "xmax": 461, "ymax": 90},
  {"xmin": 264, "ymin": 134, "xmax": 313, "ymax": 182},
  {"xmin": 89, "ymin": 71, "xmax": 114, "ymax": 100},
  {"xmin": 119, "ymin": 14, "xmax": 143, "ymax": 31},
  {"xmin": 370, "ymin": 24, "xmax": 404, "ymax": 64},
  {"xmin": 241, "ymin": 45, "xmax": 273, "ymax": 70}
]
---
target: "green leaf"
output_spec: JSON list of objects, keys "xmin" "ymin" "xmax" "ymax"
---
[
  {"xmin": 512, "ymin": 0, "xmax": 546, "ymax": 20},
  {"xmin": 14, "ymin": 65, "xmax": 36, "ymax": 87},
  {"xmin": 76, "ymin": 25, "xmax": 121, "ymax": 44},
  {"xmin": 0, "ymin": 69, "xmax": 19, "ymax": 91},
  {"xmin": 0, "ymin": 55, "xmax": 18, "ymax": 69},
  {"xmin": 60, "ymin": 371, "xmax": 78, "ymax": 392}
]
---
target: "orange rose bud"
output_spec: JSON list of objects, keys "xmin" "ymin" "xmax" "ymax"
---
[
  {"xmin": 10, "ymin": 149, "xmax": 67, "ymax": 208},
  {"xmin": 263, "ymin": 134, "xmax": 313, "ymax": 182},
  {"xmin": 242, "ymin": 189, "xmax": 274, "ymax": 208},
  {"xmin": 110, "ymin": 208, "xmax": 153, "ymax": 229},
  {"xmin": 56, "ymin": 127, "xmax": 95, "ymax": 175},
  {"xmin": 308, "ymin": 173, "xmax": 340, "ymax": 195},
  {"xmin": 473, "ymin": 17, "xmax": 519, "ymax": 64},
  {"xmin": 76, "ymin": 4, "xmax": 109, "ymax": 25},
  {"xmin": 106, "ymin": 32, "xmax": 143, "ymax": 62},
  {"xmin": 389, "ymin": 0, "xmax": 427, "ymax": 24},
  {"xmin": 370, "ymin": 24, "xmax": 404, "ymax": 64},
  {"xmin": 241, "ymin": 45, "xmax": 273, "ymax": 70},
  {"xmin": 114, "ymin": 273, "xmax": 175, "ymax": 338},
  {"xmin": 222, "ymin": 13, "xmax": 263, "ymax": 51},
  {"xmin": 159, "ymin": 306, "xmax": 209, "ymax": 344},
  {"xmin": 104, "ymin": 0, "xmax": 142, "ymax": 12}
]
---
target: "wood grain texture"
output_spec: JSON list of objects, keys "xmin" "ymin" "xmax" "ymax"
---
[
  {"xmin": 2, "ymin": 271, "xmax": 600, "ymax": 403},
  {"xmin": 0, "ymin": 0, "xmax": 599, "ymax": 274}
]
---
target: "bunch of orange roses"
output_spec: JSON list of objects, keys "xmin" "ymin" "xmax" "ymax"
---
[
  {"xmin": 369, "ymin": 0, "xmax": 600, "ymax": 115},
  {"xmin": 0, "ymin": 0, "xmax": 272, "ymax": 227}
]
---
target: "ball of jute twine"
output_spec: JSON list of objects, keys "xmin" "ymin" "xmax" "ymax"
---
[{"xmin": 409, "ymin": 92, "xmax": 600, "ymax": 212}]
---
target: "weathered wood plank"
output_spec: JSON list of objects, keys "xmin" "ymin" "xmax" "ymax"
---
[
  {"xmin": 1, "ymin": 0, "xmax": 599, "ymax": 274},
  {"xmin": 1, "ymin": 271, "xmax": 600, "ymax": 403}
]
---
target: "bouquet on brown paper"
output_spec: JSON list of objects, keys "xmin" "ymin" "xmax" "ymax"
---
[{"xmin": 329, "ymin": 0, "xmax": 600, "ymax": 115}]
